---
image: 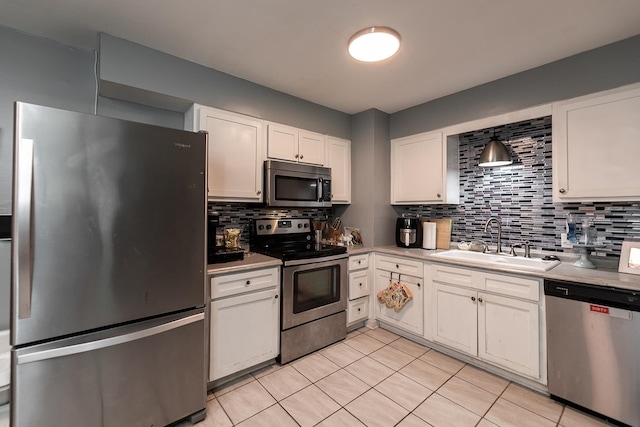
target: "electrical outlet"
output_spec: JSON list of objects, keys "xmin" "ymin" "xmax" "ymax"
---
[{"xmin": 560, "ymin": 233, "xmax": 573, "ymax": 248}]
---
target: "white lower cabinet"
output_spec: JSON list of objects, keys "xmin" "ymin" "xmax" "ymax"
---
[
  {"xmin": 431, "ymin": 263, "xmax": 542, "ymax": 380},
  {"xmin": 209, "ymin": 267, "xmax": 280, "ymax": 382},
  {"xmin": 374, "ymin": 255, "xmax": 424, "ymax": 335},
  {"xmin": 347, "ymin": 254, "xmax": 370, "ymax": 325}
]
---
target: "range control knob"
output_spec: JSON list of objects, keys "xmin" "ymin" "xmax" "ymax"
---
[
  {"xmin": 258, "ymin": 225, "xmax": 264, "ymax": 230},
  {"xmin": 266, "ymin": 224, "xmax": 272, "ymax": 230},
  {"xmin": 298, "ymin": 223, "xmax": 302, "ymax": 228}
]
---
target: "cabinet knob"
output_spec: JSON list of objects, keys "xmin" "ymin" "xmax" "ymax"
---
[
  {"xmin": 358, "ymin": 260, "xmax": 361, "ymax": 264},
  {"xmin": 256, "ymin": 190, "xmax": 261, "ymax": 195},
  {"xmin": 275, "ymin": 295, "xmax": 278, "ymax": 299},
  {"xmin": 246, "ymin": 280, "xmax": 251, "ymax": 285},
  {"xmin": 359, "ymin": 283, "xmax": 362, "ymax": 287},
  {"xmin": 357, "ymin": 308, "xmax": 361, "ymax": 312},
  {"xmin": 295, "ymin": 154, "xmax": 299, "ymax": 159},
  {"xmin": 417, "ymin": 283, "xmax": 421, "ymax": 288},
  {"xmin": 396, "ymin": 264, "xmax": 399, "ymax": 269},
  {"xmin": 437, "ymin": 193, "xmax": 441, "ymax": 198},
  {"xmin": 471, "ymin": 296, "xmax": 476, "ymax": 302},
  {"xmin": 559, "ymin": 188, "xmax": 566, "ymax": 193},
  {"xmin": 300, "ymin": 154, "xmax": 304, "ymax": 159},
  {"xmin": 478, "ymin": 297, "xmax": 483, "ymax": 303}
]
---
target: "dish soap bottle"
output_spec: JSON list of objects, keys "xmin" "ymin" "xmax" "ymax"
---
[{"xmin": 566, "ymin": 213, "xmax": 577, "ymax": 243}]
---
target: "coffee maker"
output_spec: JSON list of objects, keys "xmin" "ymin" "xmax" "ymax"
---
[{"xmin": 396, "ymin": 214, "xmax": 423, "ymax": 248}]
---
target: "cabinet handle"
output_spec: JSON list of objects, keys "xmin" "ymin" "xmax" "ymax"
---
[
  {"xmin": 471, "ymin": 296, "xmax": 476, "ymax": 302},
  {"xmin": 256, "ymin": 190, "xmax": 261, "ymax": 195},
  {"xmin": 246, "ymin": 280, "xmax": 251, "ymax": 285},
  {"xmin": 559, "ymin": 188, "xmax": 566, "ymax": 193},
  {"xmin": 478, "ymin": 297, "xmax": 483, "ymax": 303},
  {"xmin": 275, "ymin": 295, "xmax": 278, "ymax": 299},
  {"xmin": 295, "ymin": 154, "xmax": 299, "ymax": 159},
  {"xmin": 437, "ymin": 193, "xmax": 441, "ymax": 198}
]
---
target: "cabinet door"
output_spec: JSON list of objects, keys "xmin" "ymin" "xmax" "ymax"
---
[
  {"xmin": 298, "ymin": 130, "xmax": 325, "ymax": 165},
  {"xmin": 477, "ymin": 292, "xmax": 539, "ymax": 378},
  {"xmin": 200, "ymin": 108, "xmax": 265, "ymax": 202},
  {"xmin": 432, "ymin": 282, "xmax": 477, "ymax": 356},
  {"xmin": 374, "ymin": 270, "xmax": 423, "ymax": 335},
  {"xmin": 325, "ymin": 136, "xmax": 351, "ymax": 204},
  {"xmin": 391, "ymin": 131, "xmax": 444, "ymax": 204},
  {"xmin": 348, "ymin": 296, "xmax": 369, "ymax": 324},
  {"xmin": 267, "ymin": 124, "xmax": 299, "ymax": 162},
  {"xmin": 209, "ymin": 287, "xmax": 279, "ymax": 381},
  {"xmin": 349, "ymin": 270, "xmax": 370, "ymax": 300},
  {"xmin": 553, "ymin": 84, "xmax": 640, "ymax": 202}
]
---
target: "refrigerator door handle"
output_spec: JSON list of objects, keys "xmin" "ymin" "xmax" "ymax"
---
[
  {"xmin": 15, "ymin": 137, "xmax": 34, "ymax": 319},
  {"xmin": 16, "ymin": 312, "xmax": 204, "ymax": 365}
]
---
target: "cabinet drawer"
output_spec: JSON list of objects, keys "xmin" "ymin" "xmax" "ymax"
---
[
  {"xmin": 376, "ymin": 255, "xmax": 423, "ymax": 278},
  {"xmin": 480, "ymin": 272, "xmax": 540, "ymax": 302},
  {"xmin": 432, "ymin": 263, "xmax": 476, "ymax": 288},
  {"xmin": 211, "ymin": 267, "xmax": 279, "ymax": 299},
  {"xmin": 348, "ymin": 297, "xmax": 369, "ymax": 323},
  {"xmin": 349, "ymin": 254, "xmax": 369, "ymax": 271},
  {"xmin": 349, "ymin": 270, "xmax": 370, "ymax": 300}
]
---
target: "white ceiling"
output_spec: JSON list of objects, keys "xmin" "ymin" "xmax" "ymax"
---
[{"xmin": 1, "ymin": 0, "xmax": 640, "ymax": 114}]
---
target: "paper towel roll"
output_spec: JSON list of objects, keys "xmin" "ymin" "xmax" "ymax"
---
[{"xmin": 422, "ymin": 222, "xmax": 437, "ymax": 250}]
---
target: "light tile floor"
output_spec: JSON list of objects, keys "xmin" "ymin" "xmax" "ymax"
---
[
  {"xmin": 189, "ymin": 327, "xmax": 619, "ymax": 427},
  {"xmin": 0, "ymin": 326, "xmax": 620, "ymax": 427}
]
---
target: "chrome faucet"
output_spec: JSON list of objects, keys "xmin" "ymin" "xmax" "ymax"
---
[{"xmin": 483, "ymin": 217, "xmax": 502, "ymax": 253}]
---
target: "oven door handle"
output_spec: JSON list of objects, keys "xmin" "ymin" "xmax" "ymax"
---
[{"xmin": 283, "ymin": 253, "xmax": 348, "ymax": 267}]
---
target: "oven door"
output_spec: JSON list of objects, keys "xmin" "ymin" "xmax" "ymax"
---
[{"xmin": 281, "ymin": 254, "xmax": 348, "ymax": 330}]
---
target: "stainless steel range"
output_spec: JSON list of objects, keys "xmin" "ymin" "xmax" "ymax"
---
[{"xmin": 250, "ymin": 218, "xmax": 348, "ymax": 364}]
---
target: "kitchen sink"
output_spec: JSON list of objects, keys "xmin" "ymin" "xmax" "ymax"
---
[{"xmin": 433, "ymin": 249, "xmax": 560, "ymax": 272}]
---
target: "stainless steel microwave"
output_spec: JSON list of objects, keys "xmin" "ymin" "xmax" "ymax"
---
[{"xmin": 264, "ymin": 160, "xmax": 332, "ymax": 208}]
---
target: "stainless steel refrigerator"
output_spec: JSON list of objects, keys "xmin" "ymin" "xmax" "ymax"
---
[{"xmin": 10, "ymin": 102, "xmax": 207, "ymax": 427}]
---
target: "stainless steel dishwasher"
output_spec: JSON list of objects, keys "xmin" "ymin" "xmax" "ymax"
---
[{"xmin": 545, "ymin": 279, "xmax": 640, "ymax": 427}]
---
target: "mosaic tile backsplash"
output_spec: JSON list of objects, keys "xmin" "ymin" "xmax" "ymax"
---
[
  {"xmin": 212, "ymin": 116, "xmax": 639, "ymax": 257},
  {"xmin": 397, "ymin": 116, "xmax": 640, "ymax": 257},
  {"xmin": 209, "ymin": 203, "xmax": 332, "ymax": 247}
]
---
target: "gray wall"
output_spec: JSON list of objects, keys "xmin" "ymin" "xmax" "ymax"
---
[
  {"xmin": 391, "ymin": 34, "xmax": 640, "ymax": 139},
  {"xmin": 337, "ymin": 109, "xmax": 395, "ymax": 247},
  {"xmin": 0, "ymin": 26, "xmax": 96, "ymax": 214},
  {"xmin": 98, "ymin": 33, "xmax": 352, "ymax": 139}
]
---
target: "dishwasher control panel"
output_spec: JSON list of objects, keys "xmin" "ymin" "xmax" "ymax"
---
[{"xmin": 544, "ymin": 279, "xmax": 640, "ymax": 311}]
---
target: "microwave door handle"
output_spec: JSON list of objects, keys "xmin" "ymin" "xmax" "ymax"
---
[{"xmin": 317, "ymin": 178, "xmax": 323, "ymax": 201}]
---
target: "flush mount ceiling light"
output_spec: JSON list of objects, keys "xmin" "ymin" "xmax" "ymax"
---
[
  {"xmin": 348, "ymin": 27, "xmax": 401, "ymax": 62},
  {"xmin": 479, "ymin": 130, "xmax": 513, "ymax": 167}
]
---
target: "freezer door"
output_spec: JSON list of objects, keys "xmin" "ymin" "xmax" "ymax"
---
[
  {"xmin": 13, "ymin": 102, "xmax": 206, "ymax": 345},
  {"xmin": 12, "ymin": 309, "xmax": 206, "ymax": 427}
]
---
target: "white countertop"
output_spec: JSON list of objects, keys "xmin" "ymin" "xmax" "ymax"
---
[
  {"xmin": 207, "ymin": 252, "xmax": 282, "ymax": 275},
  {"xmin": 205, "ymin": 245, "xmax": 640, "ymax": 292},
  {"xmin": 374, "ymin": 245, "xmax": 640, "ymax": 292}
]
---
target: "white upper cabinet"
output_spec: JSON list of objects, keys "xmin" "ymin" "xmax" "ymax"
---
[
  {"xmin": 268, "ymin": 123, "xmax": 325, "ymax": 165},
  {"xmin": 185, "ymin": 104, "xmax": 265, "ymax": 203},
  {"xmin": 553, "ymin": 83, "xmax": 640, "ymax": 202},
  {"xmin": 391, "ymin": 131, "xmax": 459, "ymax": 205},
  {"xmin": 325, "ymin": 136, "xmax": 351, "ymax": 204}
]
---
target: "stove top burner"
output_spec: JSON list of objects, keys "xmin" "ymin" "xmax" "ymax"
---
[
  {"xmin": 256, "ymin": 244, "xmax": 347, "ymax": 261},
  {"xmin": 249, "ymin": 217, "xmax": 347, "ymax": 261}
]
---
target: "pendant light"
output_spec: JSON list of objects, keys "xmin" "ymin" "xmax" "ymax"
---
[
  {"xmin": 479, "ymin": 129, "xmax": 512, "ymax": 167},
  {"xmin": 348, "ymin": 27, "xmax": 401, "ymax": 62}
]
